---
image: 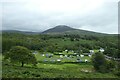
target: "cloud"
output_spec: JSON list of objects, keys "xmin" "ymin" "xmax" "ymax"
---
[{"xmin": 1, "ymin": 0, "xmax": 119, "ymax": 33}]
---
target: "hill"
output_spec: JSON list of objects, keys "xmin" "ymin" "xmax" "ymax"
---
[
  {"xmin": 2, "ymin": 30, "xmax": 40, "ymax": 35},
  {"xmin": 42, "ymin": 25, "xmax": 76, "ymax": 33},
  {"xmin": 2, "ymin": 25, "xmax": 117, "ymax": 37},
  {"xmin": 42, "ymin": 25, "xmax": 111, "ymax": 36}
]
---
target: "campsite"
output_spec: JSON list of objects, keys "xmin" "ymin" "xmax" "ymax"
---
[{"xmin": 2, "ymin": 50, "xmax": 118, "ymax": 78}]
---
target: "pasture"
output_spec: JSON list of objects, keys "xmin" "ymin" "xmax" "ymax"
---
[
  {"xmin": 2, "ymin": 51, "xmax": 119, "ymax": 78},
  {"xmin": 3, "ymin": 62, "xmax": 117, "ymax": 78}
]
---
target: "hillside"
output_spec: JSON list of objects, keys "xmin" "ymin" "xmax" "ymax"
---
[
  {"xmin": 42, "ymin": 25, "xmax": 76, "ymax": 33},
  {"xmin": 2, "ymin": 25, "xmax": 117, "ymax": 37},
  {"xmin": 2, "ymin": 30, "xmax": 40, "ymax": 35},
  {"xmin": 42, "ymin": 25, "xmax": 110, "ymax": 36}
]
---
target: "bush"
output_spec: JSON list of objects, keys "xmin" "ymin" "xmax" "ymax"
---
[
  {"xmin": 114, "ymin": 70, "xmax": 120, "ymax": 77},
  {"xmin": 114, "ymin": 62, "xmax": 120, "ymax": 77},
  {"xmin": 98, "ymin": 65, "xmax": 108, "ymax": 73},
  {"xmin": 91, "ymin": 52, "xmax": 107, "ymax": 72},
  {"xmin": 106, "ymin": 60, "xmax": 116, "ymax": 71}
]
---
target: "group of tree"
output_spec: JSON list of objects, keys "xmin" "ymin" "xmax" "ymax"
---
[{"xmin": 2, "ymin": 33, "xmax": 118, "ymax": 56}]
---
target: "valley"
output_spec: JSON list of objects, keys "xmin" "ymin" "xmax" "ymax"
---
[{"xmin": 1, "ymin": 25, "xmax": 120, "ymax": 78}]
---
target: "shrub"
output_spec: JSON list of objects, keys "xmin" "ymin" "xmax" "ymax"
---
[{"xmin": 91, "ymin": 52, "xmax": 107, "ymax": 72}]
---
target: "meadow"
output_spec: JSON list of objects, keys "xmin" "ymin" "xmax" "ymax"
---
[{"xmin": 2, "ymin": 51, "xmax": 119, "ymax": 78}]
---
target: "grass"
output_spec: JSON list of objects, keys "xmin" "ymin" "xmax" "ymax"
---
[
  {"xmin": 2, "ymin": 51, "xmax": 119, "ymax": 78},
  {"xmin": 0, "ymin": 54, "xmax": 2, "ymax": 78},
  {"xmin": 2, "ymin": 61, "xmax": 118, "ymax": 78}
]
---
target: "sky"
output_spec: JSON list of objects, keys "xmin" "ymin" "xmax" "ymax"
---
[{"xmin": 1, "ymin": 0, "xmax": 119, "ymax": 34}]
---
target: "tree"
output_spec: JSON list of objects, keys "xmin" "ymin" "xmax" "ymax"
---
[
  {"xmin": 91, "ymin": 52, "xmax": 107, "ymax": 72},
  {"xmin": 82, "ymin": 48, "xmax": 89, "ymax": 53},
  {"xmin": 104, "ymin": 48, "xmax": 118, "ymax": 58},
  {"xmin": 5, "ymin": 46, "xmax": 37, "ymax": 67}
]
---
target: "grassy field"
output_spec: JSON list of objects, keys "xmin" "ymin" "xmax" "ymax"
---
[
  {"xmin": 2, "ymin": 61, "xmax": 118, "ymax": 78},
  {"xmin": 2, "ymin": 51, "xmax": 119, "ymax": 78}
]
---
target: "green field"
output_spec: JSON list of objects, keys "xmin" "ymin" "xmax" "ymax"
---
[
  {"xmin": 2, "ymin": 51, "xmax": 119, "ymax": 78},
  {"xmin": 3, "ymin": 62, "xmax": 117, "ymax": 78}
]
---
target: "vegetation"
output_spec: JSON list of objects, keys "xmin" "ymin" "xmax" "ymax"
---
[
  {"xmin": 2, "ymin": 54, "xmax": 118, "ymax": 78},
  {"xmin": 91, "ymin": 52, "xmax": 107, "ymax": 72},
  {"xmin": 1, "ymin": 28, "xmax": 119, "ymax": 78},
  {"xmin": 2, "ymin": 32, "xmax": 118, "ymax": 55},
  {"xmin": 4, "ymin": 46, "xmax": 37, "ymax": 67}
]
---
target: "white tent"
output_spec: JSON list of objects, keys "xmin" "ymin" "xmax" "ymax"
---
[
  {"xmin": 99, "ymin": 48, "xmax": 104, "ymax": 52},
  {"xmin": 85, "ymin": 59, "xmax": 88, "ymax": 62},
  {"xmin": 65, "ymin": 50, "xmax": 68, "ymax": 52},
  {"xmin": 60, "ymin": 55, "xmax": 63, "ymax": 58},
  {"xmin": 42, "ymin": 54, "xmax": 45, "ymax": 56},
  {"xmin": 57, "ymin": 59, "xmax": 61, "ymax": 62},
  {"xmin": 88, "ymin": 55, "xmax": 91, "ymax": 57},
  {"xmin": 80, "ymin": 55, "xmax": 84, "ymax": 57}
]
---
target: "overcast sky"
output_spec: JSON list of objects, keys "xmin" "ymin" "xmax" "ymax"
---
[{"xmin": 1, "ymin": 0, "xmax": 119, "ymax": 34}]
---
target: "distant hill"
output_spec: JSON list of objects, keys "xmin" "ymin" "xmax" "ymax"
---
[
  {"xmin": 42, "ymin": 25, "xmax": 76, "ymax": 33},
  {"xmin": 42, "ymin": 25, "xmax": 111, "ymax": 36},
  {"xmin": 2, "ymin": 25, "xmax": 117, "ymax": 36},
  {"xmin": 2, "ymin": 30, "xmax": 41, "ymax": 35}
]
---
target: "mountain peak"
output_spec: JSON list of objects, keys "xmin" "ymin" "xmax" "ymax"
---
[
  {"xmin": 42, "ymin": 25, "xmax": 75, "ymax": 33},
  {"xmin": 55, "ymin": 25, "xmax": 71, "ymax": 28}
]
